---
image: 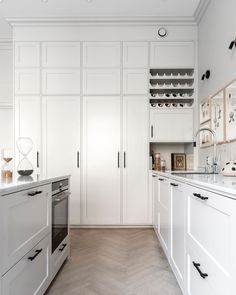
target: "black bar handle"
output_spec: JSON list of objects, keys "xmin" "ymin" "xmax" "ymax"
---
[
  {"xmin": 124, "ymin": 152, "xmax": 126, "ymax": 168},
  {"xmin": 158, "ymin": 178, "xmax": 165, "ymax": 181},
  {"xmin": 59, "ymin": 243, "xmax": 67, "ymax": 252},
  {"xmin": 193, "ymin": 193, "xmax": 208, "ymax": 201},
  {"xmin": 152, "ymin": 175, "xmax": 158, "ymax": 178},
  {"xmin": 118, "ymin": 152, "xmax": 120, "ymax": 168},
  {"xmin": 170, "ymin": 183, "xmax": 178, "ymax": 187},
  {"xmin": 28, "ymin": 191, "xmax": 42, "ymax": 197},
  {"xmin": 37, "ymin": 151, "xmax": 39, "ymax": 168},
  {"xmin": 28, "ymin": 249, "xmax": 43, "ymax": 261},
  {"xmin": 192, "ymin": 261, "xmax": 208, "ymax": 279},
  {"xmin": 151, "ymin": 125, "xmax": 154, "ymax": 138},
  {"xmin": 77, "ymin": 151, "xmax": 80, "ymax": 168}
]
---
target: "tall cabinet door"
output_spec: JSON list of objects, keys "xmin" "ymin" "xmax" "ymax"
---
[
  {"xmin": 42, "ymin": 96, "xmax": 80, "ymax": 225},
  {"xmin": 123, "ymin": 96, "xmax": 149, "ymax": 224},
  {"xmin": 82, "ymin": 96, "xmax": 121, "ymax": 225},
  {"xmin": 15, "ymin": 96, "xmax": 41, "ymax": 174}
]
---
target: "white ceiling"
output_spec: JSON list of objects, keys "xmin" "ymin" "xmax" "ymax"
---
[{"xmin": 0, "ymin": 0, "xmax": 203, "ymax": 19}]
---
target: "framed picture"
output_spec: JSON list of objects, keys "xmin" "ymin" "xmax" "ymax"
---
[
  {"xmin": 171, "ymin": 153, "xmax": 186, "ymax": 171},
  {"xmin": 199, "ymin": 121, "xmax": 212, "ymax": 148},
  {"xmin": 225, "ymin": 79, "xmax": 236, "ymax": 142},
  {"xmin": 199, "ymin": 97, "xmax": 211, "ymax": 124},
  {"xmin": 211, "ymin": 89, "xmax": 225, "ymax": 144}
]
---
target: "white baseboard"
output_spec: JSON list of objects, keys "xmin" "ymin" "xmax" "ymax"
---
[{"xmin": 70, "ymin": 225, "xmax": 153, "ymax": 229}]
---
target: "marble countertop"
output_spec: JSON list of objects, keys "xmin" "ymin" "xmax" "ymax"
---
[
  {"xmin": 151, "ymin": 170, "xmax": 236, "ymax": 199},
  {"xmin": 0, "ymin": 173, "xmax": 70, "ymax": 196}
]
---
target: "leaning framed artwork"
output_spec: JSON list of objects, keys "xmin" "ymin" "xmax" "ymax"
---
[
  {"xmin": 225, "ymin": 79, "xmax": 236, "ymax": 142},
  {"xmin": 199, "ymin": 121, "xmax": 212, "ymax": 148},
  {"xmin": 199, "ymin": 97, "xmax": 211, "ymax": 124}
]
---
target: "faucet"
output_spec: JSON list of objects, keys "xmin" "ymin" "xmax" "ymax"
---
[{"xmin": 194, "ymin": 127, "xmax": 218, "ymax": 174}]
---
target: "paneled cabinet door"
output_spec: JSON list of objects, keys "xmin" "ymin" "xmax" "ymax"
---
[
  {"xmin": 123, "ymin": 69, "xmax": 148, "ymax": 95},
  {"xmin": 157, "ymin": 177, "xmax": 170, "ymax": 257},
  {"xmin": 15, "ymin": 96, "xmax": 41, "ymax": 174},
  {"xmin": 1, "ymin": 235, "xmax": 50, "ymax": 295},
  {"xmin": 150, "ymin": 109, "xmax": 193, "ymax": 142},
  {"xmin": 170, "ymin": 181, "xmax": 186, "ymax": 293},
  {"xmin": 152, "ymin": 174, "xmax": 159, "ymax": 234},
  {"xmin": 123, "ymin": 96, "xmax": 149, "ymax": 224},
  {"xmin": 42, "ymin": 96, "xmax": 80, "ymax": 225},
  {"xmin": 150, "ymin": 42, "xmax": 195, "ymax": 68},
  {"xmin": 15, "ymin": 42, "xmax": 40, "ymax": 67},
  {"xmin": 42, "ymin": 42, "xmax": 80, "ymax": 68},
  {"xmin": 82, "ymin": 96, "xmax": 121, "ymax": 225},
  {"xmin": 123, "ymin": 42, "xmax": 148, "ymax": 68},
  {"xmin": 15, "ymin": 69, "xmax": 40, "ymax": 95},
  {"xmin": 83, "ymin": 42, "xmax": 120, "ymax": 67}
]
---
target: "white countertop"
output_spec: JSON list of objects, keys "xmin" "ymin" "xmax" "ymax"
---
[
  {"xmin": 151, "ymin": 170, "xmax": 236, "ymax": 199},
  {"xmin": 0, "ymin": 173, "xmax": 70, "ymax": 196}
]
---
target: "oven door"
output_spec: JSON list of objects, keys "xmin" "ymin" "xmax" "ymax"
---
[{"xmin": 52, "ymin": 190, "xmax": 69, "ymax": 253}]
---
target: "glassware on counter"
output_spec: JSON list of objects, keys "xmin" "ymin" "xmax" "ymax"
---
[{"xmin": 16, "ymin": 137, "xmax": 34, "ymax": 176}]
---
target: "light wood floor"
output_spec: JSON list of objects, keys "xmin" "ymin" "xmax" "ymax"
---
[{"xmin": 46, "ymin": 229, "xmax": 182, "ymax": 295}]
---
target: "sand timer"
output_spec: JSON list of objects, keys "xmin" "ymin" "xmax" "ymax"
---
[
  {"xmin": 2, "ymin": 149, "xmax": 13, "ymax": 178},
  {"xmin": 17, "ymin": 137, "xmax": 34, "ymax": 176}
]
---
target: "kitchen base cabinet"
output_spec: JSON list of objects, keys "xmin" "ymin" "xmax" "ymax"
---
[
  {"xmin": 152, "ymin": 174, "xmax": 159, "ymax": 236},
  {"xmin": 1, "ymin": 235, "xmax": 50, "ymax": 295}
]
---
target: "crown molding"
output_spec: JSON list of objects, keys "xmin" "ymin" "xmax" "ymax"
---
[
  {"xmin": 6, "ymin": 16, "xmax": 197, "ymax": 27},
  {"xmin": 194, "ymin": 0, "xmax": 211, "ymax": 24}
]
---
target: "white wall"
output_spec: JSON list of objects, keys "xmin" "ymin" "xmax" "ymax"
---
[{"xmin": 198, "ymin": 0, "xmax": 236, "ymax": 169}]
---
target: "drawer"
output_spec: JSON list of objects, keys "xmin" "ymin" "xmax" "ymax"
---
[
  {"xmin": 51, "ymin": 235, "xmax": 69, "ymax": 280},
  {"xmin": 0, "ymin": 184, "xmax": 51, "ymax": 275},
  {"xmin": 1, "ymin": 235, "xmax": 50, "ymax": 295},
  {"xmin": 187, "ymin": 242, "xmax": 231, "ymax": 295}
]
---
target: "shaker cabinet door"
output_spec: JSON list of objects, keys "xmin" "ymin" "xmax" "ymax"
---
[
  {"xmin": 123, "ymin": 42, "xmax": 148, "ymax": 68},
  {"xmin": 123, "ymin": 69, "xmax": 148, "ymax": 95},
  {"xmin": 15, "ymin": 42, "xmax": 40, "ymax": 68}
]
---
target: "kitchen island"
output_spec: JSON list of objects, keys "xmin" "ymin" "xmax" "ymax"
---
[{"xmin": 0, "ymin": 174, "xmax": 70, "ymax": 295}]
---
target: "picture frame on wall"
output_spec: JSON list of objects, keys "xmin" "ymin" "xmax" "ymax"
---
[
  {"xmin": 211, "ymin": 89, "xmax": 225, "ymax": 144},
  {"xmin": 199, "ymin": 121, "xmax": 212, "ymax": 148},
  {"xmin": 171, "ymin": 153, "xmax": 186, "ymax": 171},
  {"xmin": 199, "ymin": 97, "xmax": 211, "ymax": 124},
  {"xmin": 225, "ymin": 79, "xmax": 236, "ymax": 142}
]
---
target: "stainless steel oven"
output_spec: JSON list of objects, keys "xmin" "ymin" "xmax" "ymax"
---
[{"xmin": 52, "ymin": 179, "xmax": 69, "ymax": 253}]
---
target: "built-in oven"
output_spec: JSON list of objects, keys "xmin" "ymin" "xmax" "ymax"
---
[{"xmin": 52, "ymin": 179, "xmax": 69, "ymax": 254}]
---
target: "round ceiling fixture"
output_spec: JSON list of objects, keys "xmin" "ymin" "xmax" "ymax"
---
[{"xmin": 158, "ymin": 27, "xmax": 168, "ymax": 38}]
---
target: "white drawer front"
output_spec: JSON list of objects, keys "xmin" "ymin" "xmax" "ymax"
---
[
  {"xmin": 51, "ymin": 235, "xmax": 69, "ymax": 279},
  {"xmin": 42, "ymin": 42, "xmax": 80, "ymax": 68},
  {"xmin": 15, "ymin": 42, "xmax": 40, "ymax": 68},
  {"xmin": 83, "ymin": 69, "xmax": 120, "ymax": 95},
  {"xmin": 0, "ymin": 184, "xmax": 51, "ymax": 274},
  {"xmin": 42, "ymin": 69, "xmax": 80, "ymax": 95},
  {"xmin": 83, "ymin": 42, "xmax": 120, "ymax": 67},
  {"xmin": 2, "ymin": 235, "xmax": 50, "ymax": 295},
  {"xmin": 123, "ymin": 69, "xmax": 148, "ymax": 95},
  {"xmin": 15, "ymin": 69, "xmax": 40, "ymax": 95}
]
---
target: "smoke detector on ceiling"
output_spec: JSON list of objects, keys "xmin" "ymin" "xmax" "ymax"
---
[{"xmin": 158, "ymin": 27, "xmax": 168, "ymax": 38}]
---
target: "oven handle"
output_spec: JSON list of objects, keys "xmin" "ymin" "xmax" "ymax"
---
[{"xmin": 53, "ymin": 192, "xmax": 70, "ymax": 203}]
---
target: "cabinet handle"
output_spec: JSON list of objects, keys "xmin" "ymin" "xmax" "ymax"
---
[
  {"xmin": 28, "ymin": 190, "xmax": 42, "ymax": 196},
  {"xmin": 77, "ymin": 151, "xmax": 80, "ymax": 168},
  {"xmin": 170, "ymin": 183, "xmax": 178, "ymax": 187},
  {"xmin": 37, "ymin": 151, "xmax": 39, "ymax": 168},
  {"xmin": 151, "ymin": 125, "xmax": 154, "ymax": 138},
  {"xmin": 152, "ymin": 175, "xmax": 158, "ymax": 178},
  {"xmin": 124, "ymin": 152, "xmax": 126, "ymax": 168},
  {"xmin": 28, "ymin": 249, "xmax": 43, "ymax": 261},
  {"xmin": 118, "ymin": 152, "xmax": 120, "ymax": 168},
  {"xmin": 59, "ymin": 243, "xmax": 67, "ymax": 252},
  {"xmin": 193, "ymin": 193, "xmax": 208, "ymax": 201},
  {"xmin": 192, "ymin": 261, "xmax": 208, "ymax": 279},
  {"xmin": 158, "ymin": 178, "xmax": 165, "ymax": 181}
]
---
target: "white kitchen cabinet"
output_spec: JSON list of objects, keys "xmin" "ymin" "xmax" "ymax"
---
[
  {"xmin": 83, "ymin": 42, "xmax": 120, "ymax": 68},
  {"xmin": 15, "ymin": 69, "xmax": 40, "ymax": 95},
  {"xmin": 170, "ymin": 181, "xmax": 186, "ymax": 293},
  {"xmin": 122, "ymin": 96, "xmax": 149, "ymax": 224},
  {"xmin": 15, "ymin": 96, "xmax": 41, "ymax": 174},
  {"xmin": 15, "ymin": 42, "xmax": 40, "ymax": 68},
  {"xmin": 186, "ymin": 185, "xmax": 236, "ymax": 295},
  {"xmin": 123, "ymin": 42, "xmax": 148, "ymax": 68},
  {"xmin": 150, "ymin": 108, "xmax": 193, "ymax": 142},
  {"xmin": 42, "ymin": 69, "xmax": 80, "ymax": 95},
  {"xmin": 82, "ymin": 96, "xmax": 121, "ymax": 225},
  {"xmin": 152, "ymin": 174, "xmax": 159, "ymax": 235},
  {"xmin": 1, "ymin": 235, "xmax": 50, "ymax": 295},
  {"xmin": 0, "ymin": 184, "xmax": 51, "ymax": 275},
  {"xmin": 150, "ymin": 42, "xmax": 195, "ymax": 68},
  {"xmin": 42, "ymin": 42, "xmax": 80, "ymax": 68},
  {"xmin": 157, "ymin": 176, "xmax": 170, "ymax": 257},
  {"xmin": 123, "ymin": 69, "xmax": 148, "ymax": 95},
  {"xmin": 83, "ymin": 69, "xmax": 120, "ymax": 95},
  {"xmin": 42, "ymin": 96, "xmax": 80, "ymax": 225}
]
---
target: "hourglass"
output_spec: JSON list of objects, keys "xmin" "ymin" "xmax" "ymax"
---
[
  {"xmin": 17, "ymin": 137, "xmax": 34, "ymax": 176},
  {"xmin": 2, "ymin": 149, "xmax": 13, "ymax": 179}
]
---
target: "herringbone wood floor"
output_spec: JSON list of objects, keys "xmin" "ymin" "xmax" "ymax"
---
[{"xmin": 46, "ymin": 229, "xmax": 182, "ymax": 295}]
